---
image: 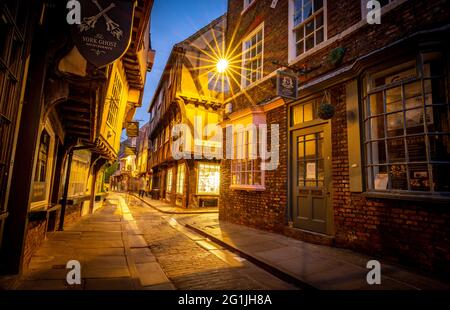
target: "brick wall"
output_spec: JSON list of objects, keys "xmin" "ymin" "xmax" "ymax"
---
[
  {"xmin": 219, "ymin": 105, "xmax": 288, "ymax": 232},
  {"xmin": 330, "ymin": 80, "xmax": 450, "ymax": 278},
  {"xmin": 23, "ymin": 220, "xmax": 47, "ymax": 271},
  {"xmin": 221, "ymin": 0, "xmax": 450, "ymax": 276}
]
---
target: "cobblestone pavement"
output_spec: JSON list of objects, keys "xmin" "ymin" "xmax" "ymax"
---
[
  {"xmin": 124, "ymin": 194, "xmax": 297, "ymax": 290},
  {"xmin": 14, "ymin": 193, "xmax": 297, "ymax": 290}
]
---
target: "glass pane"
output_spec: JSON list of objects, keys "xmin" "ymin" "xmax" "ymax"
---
[
  {"xmin": 404, "ymin": 81, "xmax": 423, "ymax": 109},
  {"xmin": 298, "ymin": 162, "xmax": 305, "ymax": 186},
  {"xmin": 305, "ymin": 139, "xmax": 316, "ymax": 159},
  {"xmin": 427, "ymin": 105, "xmax": 449, "ymax": 133},
  {"xmin": 314, "ymin": 0, "xmax": 323, "ymax": 11},
  {"xmin": 303, "ymin": 1, "xmax": 312, "ymax": 20},
  {"xmin": 292, "ymin": 104, "xmax": 303, "ymax": 125},
  {"xmin": 303, "ymin": 102, "xmax": 313, "ymax": 122},
  {"xmin": 387, "ymin": 112, "xmax": 404, "ymax": 136},
  {"xmin": 424, "ymin": 79, "xmax": 446, "ymax": 105},
  {"xmin": 316, "ymin": 12, "xmax": 323, "ymax": 27},
  {"xmin": 254, "ymin": 170, "xmax": 261, "ymax": 185},
  {"xmin": 405, "ymin": 108, "xmax": 425, "ymax": 134},
  {"xmin": 387, "ymin": 138, "xmax": 405, "ymax": 163},
  {"xmin": 370, "ymin": 116, "xmax": 385, "ymax": 139},
  {"xmin": 406, "ymin": 135, "xmax": 427, "ymax": 162},
  {"xmin": 317, "ymin": 159, "xmax": 324, "ymax": 180},
  {"xmin": 316, "ymin": 28, "xmax": 324, "ymax": 45},
  {"xmin": 298, "ymin": 140, "xmax": 305, "ymax": 158},
  {"xmin": 433, "ymin": 164, "xmax": 450, "ymax": 192},
  {"xmin": 386, "ymin": 87, "xmax": 402, "ymax": 112},
  {"xmin": 371, "ymin": 141, "xmax": 387, "ymax": 164},
  {"xmin": 305, "ymin": 35, "xmax": 314, "ymax": 51},
  {"xmin": 296, "ymin": 41, "xmax": 304, "ymax": 56},
  {"xmin": 429, "ymin": 135, "xmax": 450, "ymax": 162},
  {"xmin": 372, "ymin": 165, "xmax": 388, "ymax": 190},
  {"xmin": 390, "ymin": 164, "xmax": 408, "ymax": 190},
  {"xmin": 369, "ymin": 92, "xmax": 384, "ymax": 116},
  {"xmin": 317, "ymin": 135, "xmax": 323, "ymax": 159},
  {"xmin": 296, "ymin": 26, "xmax": 304, "ymax": 41},
  {"xmin": 409, "ymin": 164, "xmax": 430, "ymax": 191},
  {"xmin": 305, "ymin": 20, "xmax": 314, "ymax": 36}
]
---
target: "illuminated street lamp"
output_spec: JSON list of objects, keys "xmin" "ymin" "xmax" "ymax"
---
[{"xmin": 216, "ymin": 58, "xmax": 229, "ymax": 73}]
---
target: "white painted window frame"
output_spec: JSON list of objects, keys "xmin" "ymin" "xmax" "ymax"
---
[
  {"xmin": 230, "ymin": 127, "xmax": 265, "ymax": 190},
  {"xmin": 241, "ymin": 22, "xmax": 265, "ymax": 90},
  {"xmin": 243, "ymin": 0, "xmax": 257, "ymax": 12},
  {"xmin": 288, "ymin": 0, "xmax": 327, "ymax": 63}
]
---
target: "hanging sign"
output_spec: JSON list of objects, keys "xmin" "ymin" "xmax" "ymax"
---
[
  {"xmin": 126, "ymin": 121, "xmax": 139, "ymax": 138},
  {"xmin": 71, "ymin": 0, "xmax": 136, "ymax": 67},
  {"xmin": 124, "ymin": 146, "xmax": 136, "ymax": 156},
  {"xmin": 277, "ymin": 70, "xmax": 298, "ymax": 99}
]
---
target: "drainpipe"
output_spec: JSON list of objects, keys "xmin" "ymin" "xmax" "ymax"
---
[{"xmin": 58, "ymin": 144, "xmax": 95, "ymax": 231}]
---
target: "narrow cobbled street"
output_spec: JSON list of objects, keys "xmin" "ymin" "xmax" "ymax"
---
[{"xmin": 15, "ymin": 194, "xmax": 296, "ymax": 290}]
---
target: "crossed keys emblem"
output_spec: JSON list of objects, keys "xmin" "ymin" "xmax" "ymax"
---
[{"xmin": 79, "ymin": 0, "xmax": 123, "ymax": 40}]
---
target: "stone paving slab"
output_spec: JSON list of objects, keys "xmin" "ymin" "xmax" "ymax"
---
[
  {"xmin": 14, "ymin": 194, "xmax": 174, "ymax": 290},
  {"xmin": 180, "ymin": 213, "xmax": 450, "ymax": 290},
  {"xmin": 135, "ymin": 262, "xmax": 171, "ymax": 287}
]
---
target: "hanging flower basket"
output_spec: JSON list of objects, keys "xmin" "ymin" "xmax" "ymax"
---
[
  {"xmin": 318, "ymin": 91, "xmax": 335, "ymax": 120},
  {"xmin": 328, "ymin": 47, "xmax": 346, "ymax": 67}
]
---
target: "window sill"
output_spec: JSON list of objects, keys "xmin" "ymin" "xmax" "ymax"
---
[
  {"xmin": 362, "ymin": 191, "xmax": 450, "ymax": 204},
  {"xmin": 230, "ymin": 184, "xmax": 266, "ymax": 191}
]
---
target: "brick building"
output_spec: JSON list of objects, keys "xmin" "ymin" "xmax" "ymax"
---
[
  {"xmin": 220, "ymin": 0, "xmax": 450, "ymax": 277},
  {"xmin": 147, "ymin": 15, "xmax": 226, "ymax": 208}
]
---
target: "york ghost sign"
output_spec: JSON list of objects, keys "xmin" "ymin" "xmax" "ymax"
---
[{"xmin": 71, "ymin": 0, "xmax": 136, "ymax": 67}]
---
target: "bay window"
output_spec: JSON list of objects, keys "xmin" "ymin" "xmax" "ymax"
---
[
  {"xmin": 241, "ymin": 24, "xmax": 264, "ymax": 88},
  {"xmin": 231, "ymin": 128, "xmax": 264, "ymax": 189},
  {"xmin": 290, "ymin": 0, "xmax": 325, "ymax": 60},
  {"xmin": 363, "ymin": 52, "xmax": 450, "ymax": 194}
]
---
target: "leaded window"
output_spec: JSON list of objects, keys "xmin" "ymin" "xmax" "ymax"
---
[{"xmin": 363, "ymin": 52, "xmax": 450, "ymax": 194}]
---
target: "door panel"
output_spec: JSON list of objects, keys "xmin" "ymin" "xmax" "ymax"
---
[{"xmin": 291, "ymin": 124, "xmax": 331, "ymax": 234}]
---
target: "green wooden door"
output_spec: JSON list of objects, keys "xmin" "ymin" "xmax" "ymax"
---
[{"xmin": 291, "ymin": 124, "xmax": 332, "ymax": 234}]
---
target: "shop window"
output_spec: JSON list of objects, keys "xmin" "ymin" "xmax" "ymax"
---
[
  {"xmin": 68, "ymin": 155, "xmax": 90, "ymax": 197},
  {"xmin": 241, "ymin": 24, "xmax": 264, "ymax": 88},
  {"xmin": 34, "ymin": 130, "xmax": 50, "ymax": 183},
  {"xmin": 231, "ymin": 129, "xmax": 264, "ymax": 188},
  {"xmin": 176, "ymin": 164, "xmax": 185, "ymax": 194},
  {"xmin": 166, "ymin": 168, "xmax": 173, "ymax": 196},
  {"xmin": 31, "ymin": 129, "xmax": 53, "ymax": 204},
  {"xmin": 363, "ymin": 52, "xmax": 450, "ymax": 194},
  {"xmin": 197, "ymin": 163, "xmax": 220, "ymax": 195},
  {"xmin": 290, "ymin": 0, "xmax": 326, "ymax": 60}
]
